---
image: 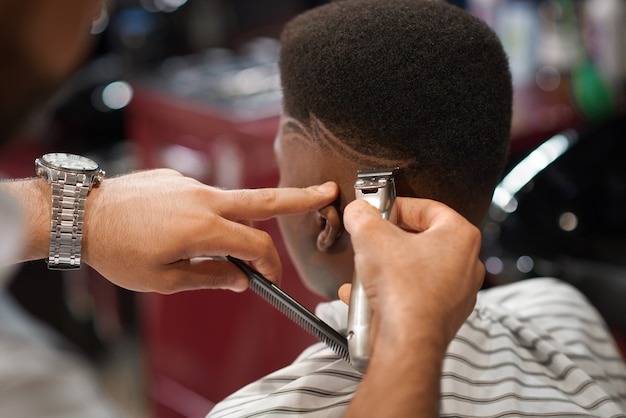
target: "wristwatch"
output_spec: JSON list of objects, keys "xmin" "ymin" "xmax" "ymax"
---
[{"xmin": 35, "ymin": 153, "xmax": 105, "ymax": 270}]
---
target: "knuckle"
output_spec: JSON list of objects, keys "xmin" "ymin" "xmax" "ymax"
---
[
  {"xmin": 467, "ymin": 224, "xmax": 482, "ymax": 242},
  {"xmin": 256, "ymin": 230, "xmax": 274, "ymax": 250},
  {"xmin": 254, "ymin": 188, "xmax": 278, "ymax": 208},
  {"xmin": 229, "ymin": 188, "xmax": 278, "ymax": 212},
  {"xmin": 455, "ymin": 220, "xmax": 481, "ymax": 244},
  {"xmin": 156, "ymin": 167, "xmax": 183, "ymax": 177}
]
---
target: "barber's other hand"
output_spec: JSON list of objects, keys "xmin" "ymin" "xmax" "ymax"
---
[
  {"xmin": 83, "ymin": 169, "xmax": 338, "ymax": 293},
  {"xmin": 339, "ymin": 198, "xmax": 484, "ymax": 347}
]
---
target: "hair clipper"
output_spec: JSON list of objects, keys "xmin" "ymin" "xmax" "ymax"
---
[{"xmin": 347, "ymin": 167, "xmax": 398, "ymax": 372}]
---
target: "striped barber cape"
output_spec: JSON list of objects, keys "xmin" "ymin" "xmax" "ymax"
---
[{"xmin": 207, "ymin": 278, "xmax": 626, "ymax": 418}]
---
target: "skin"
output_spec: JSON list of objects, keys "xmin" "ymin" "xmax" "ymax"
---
[
  {"xmin": 0, "ymin": 0, "xmax": 340, "ymax": 293},
  {"xmin": 275, "ymin": 114, "xmax": 415, "ymax": 298},
  {"xmin": 0, "ymin": 0, "xmax": 104, "ymax": 140},
  {"xmin": 0, "ymin": 171, "xmax": 338, "ymax": 293},
  {"xmin": 274, "ymin": 113, "xmax": 486, "ymax": 416},
  {"xmin": 341, "ymin": 199, "xmax": 484, "ymax": 417},
  {"xmin": 1, "ymin": 1, "xmax": 488, "ymax": 414}
]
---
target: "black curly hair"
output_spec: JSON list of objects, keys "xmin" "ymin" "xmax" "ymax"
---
[{"xmin": 279, "ymin": 0, "xmax": 512, "ymax": 220}]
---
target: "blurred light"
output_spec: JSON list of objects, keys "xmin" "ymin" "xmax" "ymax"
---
[
  {"xmin": 485, "ymin": 256, "xmax": 504, "ymax": 275},
  {"xmin": 558, "ymin": 211, "xmax": 578, "ymax": 231},
  {"xmin": 101, "ymin": 81, "xmax": 133, "ymax": 110},
  {"xmin": 114, "ymin": 8, "xmax": 157, "ymax": 49},
  {"xmin": 492, "ymin": 131, "xmax": 577, "ymax": 213},
  {"xmin": 482, "ymin": 221, "xmax": 501, "ymax": 239},
  {"xmin": 91, "ymin": 9, "xmax": 110, "ymax": 35},
  {"xmin": 536, "ymin": 66, "xmax": 561, "ymax": 91},
  {"xmin": 162, "ymin": 0, "xmax": 188, "ymax": 9},
  {"xmin": 160, "ymin": 144, "xmax": 210, "ymax": 179},
  {"xmin": 140, "ymin": 0, "xmax": 187, "ymax": 13},
  {"xmin": 516, "ymin": 255, "xmax": 534, "ymax": 273}
]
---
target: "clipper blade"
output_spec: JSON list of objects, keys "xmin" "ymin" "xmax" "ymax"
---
[{"xmin": 348, "ymin": 167, "xmax": 399, "ymax": 372}]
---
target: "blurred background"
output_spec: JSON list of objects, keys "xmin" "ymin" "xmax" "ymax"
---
[{"xmin": 0, "ymin": 0, "xmax": 624, "ymax": 417}]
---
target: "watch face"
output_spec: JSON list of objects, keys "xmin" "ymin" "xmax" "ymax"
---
[{"xmin": 42, "ymin": 153, "xmax": 99, "ymax": 171}]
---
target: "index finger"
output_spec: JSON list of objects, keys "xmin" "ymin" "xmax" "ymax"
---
[
  {"xmin": 220, "ymin": 182, "xmax": 339, "ymax": 220},
  {"xmin": 395, "ymin": 197, "xmax": 465, "ymax": 232}
]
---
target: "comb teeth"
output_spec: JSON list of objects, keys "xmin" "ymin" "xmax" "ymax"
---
[{"xmin": 228, "ymin": 256, "xmax": 350, "ymax": 362}]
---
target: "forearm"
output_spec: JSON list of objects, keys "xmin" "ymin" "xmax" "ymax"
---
[
  {"xmin": 0, "ymin": 177, "xmax": 50, "ymax": 263},
  {"xmin": 342, "ymin": 199, "xmax": 484, "ymax": 417},
  {"xmin": 346, "ymin": 328, "xmax": 448, "ymax": 418}
]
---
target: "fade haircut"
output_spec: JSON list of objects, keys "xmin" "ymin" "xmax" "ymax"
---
[{"xmin": 279, "ymin": 0, "xmax": 512, "ymax": 220}]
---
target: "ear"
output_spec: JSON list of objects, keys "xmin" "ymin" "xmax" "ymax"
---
[{"xmin": 316, "ymin": 204, "xmax": 343, "ymax": 252}]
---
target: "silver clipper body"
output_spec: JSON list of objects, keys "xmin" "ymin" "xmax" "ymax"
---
[{"xmin": 347, "ymin": 167, "xmax": 398, "ymax": 372}]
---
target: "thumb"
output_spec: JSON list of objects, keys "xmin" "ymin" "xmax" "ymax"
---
[
  {"xmin": 343, "ymin": 199, "xmax": 386, "ymax": 235},
  {"xmin": 338, "ymin": 283, "xmax": 352, "ymax": 305}
]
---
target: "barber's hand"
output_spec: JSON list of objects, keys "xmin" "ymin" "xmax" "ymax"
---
[
  {"xmin": 341, "ymin": 198, "xmax": 485, "ymax": 417},
  {"xmin": 339, "ymin": 197, "xmax": 484, "ymax": 347},
  {"xmin": 83, "ymin": 169, "xmax": 338, "ymax": 294}
]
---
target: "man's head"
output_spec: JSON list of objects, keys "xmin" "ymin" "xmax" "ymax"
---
[
  {"xmin": 0, "ymin": 0, "xmax": 104, "ymax": 143},
  {"xmin": 274, "ymin": 0, "xmax": 512, "ymax": 298}
]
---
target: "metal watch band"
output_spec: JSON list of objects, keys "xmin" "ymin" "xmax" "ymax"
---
[{"xmin": 47, "ymin": 171, "xmax": 91, "ymax": 270}]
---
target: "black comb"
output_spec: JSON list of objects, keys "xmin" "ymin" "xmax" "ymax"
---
[{"xmin": 227, "ymin": 256, "xmax": 350, "ymax": 362}]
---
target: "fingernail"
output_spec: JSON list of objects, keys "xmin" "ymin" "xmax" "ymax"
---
[{"xmin": 317, "ymin": 181, "xmax": 336, "ymax": 194}]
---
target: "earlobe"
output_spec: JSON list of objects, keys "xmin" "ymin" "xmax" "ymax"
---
[{"xmin": 316, "ymin": 205, "xmax": 343, "ymax": 252}]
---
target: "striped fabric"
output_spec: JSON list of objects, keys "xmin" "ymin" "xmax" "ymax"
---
[{"xmin": 207, "ymin": 278, "xmax": 626, "ymax": 417}]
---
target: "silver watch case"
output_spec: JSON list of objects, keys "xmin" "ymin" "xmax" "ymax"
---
[{"xmin": 35, "ymin": 153, "xmax": 105, "ymax": 270}]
